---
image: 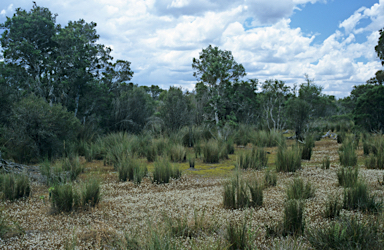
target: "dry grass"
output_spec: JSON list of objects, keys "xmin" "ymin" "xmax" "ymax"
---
[{"xmin": 1, "ymin": 139, "xmax": 384, "ymax": 249}]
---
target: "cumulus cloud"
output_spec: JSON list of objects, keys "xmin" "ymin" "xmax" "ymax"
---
[{"xmin": 0, "ymin": 0, "xmax": 383, "ymax": 97}]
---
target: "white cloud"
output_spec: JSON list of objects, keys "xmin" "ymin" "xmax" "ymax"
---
[{"xmin": 0, "ymin": 0, "xmax": 382, "ymax": 97}]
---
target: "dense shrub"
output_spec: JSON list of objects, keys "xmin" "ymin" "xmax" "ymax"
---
[
  {"xmin": 0, "ymin": 173, "xmax": 31, "ymax": 201},
  {"xmin": 152, "ymin": 158, "xmax": 181, "ymax": 184},
  {"xmin": 276, "ymin": 144, "xmax": 301, "ymax": 172},
  {"xmin": 236, "ymin": 147, "xmax": 268, "ymax": 170},
  {"xmin": 307, "ymin": 216, "xmax": 384, "ymax": 250},
  {"xmin": 1, "ymin": 95, "xmax": 80, "ymax": 163},
  {"xmin": 286, "ymin": 178, "xmax": 315, "ymax": 200},
  {"xmin": 252, "ymin": 130, "xmax": 283, "ymax": 147}
]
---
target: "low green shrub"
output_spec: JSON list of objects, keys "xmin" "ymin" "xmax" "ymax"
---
[
  {"xmin": 321, "ymin": 156, "xmax": 331, "ymax": 169},
  {"xmin": 236, "ymin": 147, "xmax": 268, "ymax": 170},
  {"xmin": 203, "ymin": 139, "xmax": 220, "ymax": 163},
  {"xmin": 252, "ymin": 130, "xmax": 283, "ymax": 147},
  {"xmin": 283, "ymin": 200, "xmax": 305, "ymax": 236},
  {"xmin": 276, "ymin": 144, "xmax": 301, "ymax": 172},
  {"xmin": 152, "ymin": 158, "xmax": 181, "ymax": 184},
  {"xmin": 323, "ymin": 196, "xmax": 341, "ymax": 219},
  {"xmin": 286, "ymin": 178, "xmax": 315, "ymax": 200},
  {"xmin": 223, "ymin": 171, "xmax": 263, "ymax": 209},
  {"xmin": 50, "ymin": 183, "xmax": 80, "ymax": 212},
  {"xmin": 339, "ymin": 138, "xmax": 357, "ymax": 167},
  {"xmin": 337, "ymin": 167, "xmax": 358, "ymax": 187},
  {"xmin": 343, "ymin": 180, "xmax": 381, "ymax": 213},
  {"xmin": 306, "ymin": 216, "xmax": 384, "ymax": 250},
  {"xmin": 61, "ymin": 156, "xmax": 84, "ymax": 181},
  {"xmin": 169, "ymin": 144, "xmax": 186, "ymax": 162},
  {"xmin": 337, "ymin": 132, "xmax": 345, "ymax": 144},
  {"xmin": 225, "ymin": 139, "xmax": 235, "ymax": 155},
  {"xmin": 0, "ymin": 173, "xmax": 31, "ymax": 201},
  {"xmin": 264, "ymin": 170, "xmax": 277, "ymax": 187}
]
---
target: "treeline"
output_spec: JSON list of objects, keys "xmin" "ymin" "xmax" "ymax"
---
[{"xmin": 0, "ymin": 4, "xmax": 383, "ymax": 163}]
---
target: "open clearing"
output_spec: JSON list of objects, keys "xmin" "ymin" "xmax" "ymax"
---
[{"xmin": 1, "ymin": 138, "xmax": 384, "ymax": 249}]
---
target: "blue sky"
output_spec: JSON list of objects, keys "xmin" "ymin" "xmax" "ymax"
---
[{"xmin": 1, "ymin": 0, "xmax": 383, "ymax": 97}]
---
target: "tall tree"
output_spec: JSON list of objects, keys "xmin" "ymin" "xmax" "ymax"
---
[{"xmin": 192, "ymin": 45, "xmax": 246, "ymax": 136}]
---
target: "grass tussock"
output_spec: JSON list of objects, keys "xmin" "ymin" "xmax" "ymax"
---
[
  {"xmin": 202, "ymin": 139, "xmax": 220, "ymax": 163},
  {"xmin": 337, "ymin": 167, "xmax": 358, "ymax": 188},
  {"xmin": 301, "ymin": 135, "xmax": 315, "ymax": 160},
  {"xmin": 306, "ymin": 215, "xmax": 384, "ymax": 250},
  {"xmin": 286, "ymin": 178, "xmax": 315, "ymax": 200},
  {"xmin": 283, "ymin": 200, "xmax": 305, "ymax": 236},
  {"xmin": 343, "ymin": 180, "xmax": 381, "ymax": 213},
  {"xmin": 264, "ymin": 170, "xmax": 277, "ymax": 187},
  {"xmin": 236, "ymin": 147, "xmax": 268, "ymax": 170},
  {"xmin": 152, "ymin": 157, "xmax": 181, "ymax": 184},
  {"xmin": 323, "ymin": 196, "xmax": 341, "ymax": 219},
  {"xmin": 321, "ymin": 155, "xmax": 331, "ymax": 169},
  {"xmin": 0, "ymin": 173, "xmax": 31, "ymax": 201},
  {"xmin": 118, "ymin": 156, "xmax": 147, "ymax": 184},
  {"xmin": 339, "ymin": 137, "xmax": 357, "ymax": 167},
  {"xmin": 169, "ymin": 144, "xmax": 186, "ymax": 162},
  {"xmin": 223, "ymin": 171, "xmax": 263, "ymax": 209},
  {"xmin": 276, "ymin": 144, "xmax": 301, "ymax": 172},
  {"xmin": 225, "ymin": 217, "xmax": 253, "ymax": 250}
]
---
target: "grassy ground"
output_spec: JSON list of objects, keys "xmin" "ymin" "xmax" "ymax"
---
[{"xmin": 1, "ymin": 138, "xmax": 383, "ymax": 249}]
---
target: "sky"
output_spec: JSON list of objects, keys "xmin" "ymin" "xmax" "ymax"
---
[{"xmin": 1, "ymin": 0, "xmax": 383, "ymax": 98}]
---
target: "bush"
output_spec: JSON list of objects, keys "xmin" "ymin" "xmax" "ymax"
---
[
  {"xmin": 152, "ymin": 158, "xmax": 181, "ymax": 184},
  {"xmin": 169, "ymin": 144, "xmax": 186, "ymax": 162},
  {"xmin": 236, "ymin": 147, "xmax": 268, "ymax": 170},
  {"xmin": 306, "ymin": 216, "xmax": 384, "ymax": 250},
  {"xmin": 81, "ymin": 178, "xmax": 101, "ymax": 207},
  {"xmin": 337, "ymin": 167, "xmax": 358, "ymax": 187},
  {"xmin": 301, "ymin": 135, "xmax": 314, "ymax": 160},
  {"xmin": 118, "ymin": 156, "xmax": 147, "ymax": 184},
  {"xmin": 188, "ymin": 157, "xmax": 195, "ymax": 169},
  {"xmin": 223, "ymin": 171, "xmax": 263, "ymax": 209},
  {"xmin": 264, "ymin": 170, "xmax": 277, "ymax": 187},
  {"xmin": 252, "ymin": 130, "xmax": 283, "ymax": 147},
  {"xmin": 282, "ymin": 200, "xmax": 305, "ymax": 236},
  {"xmin": 321, "ymin": 156, "xmax": 331, "ymax": 169},
  {"xmin": 203, "ymin": 139, "xmax": 220, "ymax": 163},
  {"xmin": 276, "ymin": 144, "xmax": 301, "ymax": 172},
  {"xmin": 0, "ymin": 173, "xmax": 31, "ymax": 201},
  {"xmin": 343, "ymin": 180, "xmax": 381, "ymax": 213},
  {"xmin": 339, "ymin": 138, "xmax": 357, "ymax": 167},
  {"xmin": 337, "ymin": 132, "xmax": 345, "ymax": 144},
  {"xmin": 225, "ymin": 139, "xmax": 235, "ymax": 155},
  {"xmin": 1, "ymin": 95, "xmax": 81, "ymax": 163},
  {"xmin": 233, "ymin": 124, "xmax": 251, "ymax": 146},
  {"xmin": 324, "ymin": 196, "xmax": 341, "ymax": 219},
  {"xmin": 286, "ymin": 178, "xmax": 315, "ymax": 200},
  {"xmin": 61, "ymin": 156, "xmax": 84, "ymax": 181}
]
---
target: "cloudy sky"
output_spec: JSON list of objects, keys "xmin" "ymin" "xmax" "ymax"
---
[{"xmin": 1, "ymin": 0, "xmax": 383, "ymax": 97}]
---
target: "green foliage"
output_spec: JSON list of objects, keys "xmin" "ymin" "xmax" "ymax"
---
[
  {"xmin": 223, "ymin": 171, "xmax": 263, "ymax": 209},
  {"xmin": 2, "ymin": 95, "xmax": 80, "ymax": 163},
  {"xmin": 188, "ymin": 157, "xmax": 195, "ymax": 169},
  {"xmin": 306, "ymin": 216, "xmax": 384, "ymax": 250},
  {"xmin": 152, "ymin": 158, "xmax": 181, "ymax": 184},
  {"xmin": 321, "ymin": 155, "xmax": 331, "ymax": 169},
  {"xmin": 286, "ymin": 178, "xmax": 315, "ymax": 200},
  {"xmin": 301, "ymin": 135, "xmax": 315, "ymax": 160},
  {"xmin": 225, "ymin": 218, "xmax": 251, "ymax": 250},
  {"xmin": 324, "ymin": 196, "xmax": 341, "ymax": 219},
  {"xmin": 276, "ymin": 144, "xmax": 301, "ymax": 172},
  {"xmin": 343, "ymin": 180, "xmax": 381, "ymax": 213},
  {"xmin": 339, "ymin": 138, "xmax": 357, "ymax": 167},
  {"xmin": 169, "ymin": 144, "xmax": 186, "ymax": 163},
  {"xmin": 337, "ymin": 167, "xmax": 359, "ymax": 187},
  {"xmin": 118, "ymin": 156, "xmax": 147, "ymax": 184},
  {"xmin": 202, "ymin": 139, "xmax": 220, "ymax": 163},
  {"xmin": 0, "ymin": 173, "xmax": 31, "ymax": 201},
  {"xmin": 236, "ymin": 147, "xmax": 268, "ymax": 170},
  {"xmin": 80, "ymin": 178, "xmax": 101, "ymax": 207},
  {"xmin": 264, "ymin": 170, "xmax": 277, "ymax": 187},
  {"xmin": 282, "ymin": 200, "xmax": 305, "ymax": 236},
  {"xmin": 0, "ymin": 207, "xmax": 12, "ymax": 238},
  {"xmin": 251, "ymin": 130, "xmax": 283, "ymax": 147},
  {"xmin": 50, "ymin": 183, "xmax": 80, "ymax": 213}
]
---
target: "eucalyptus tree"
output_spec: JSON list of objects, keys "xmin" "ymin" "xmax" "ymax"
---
[{"xmin": 192, "ymin": 45, "xmax": 246, "ymax": 136}]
